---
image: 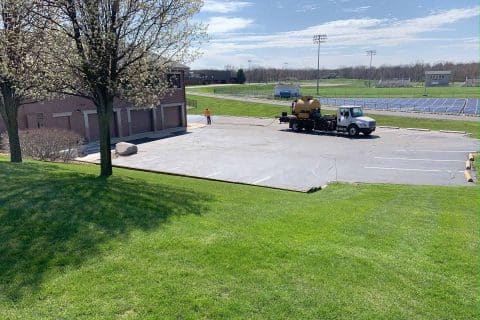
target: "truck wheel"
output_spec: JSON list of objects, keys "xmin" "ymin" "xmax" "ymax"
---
[
  {"xmin": 347, "ymin": 125, "xmax": 359, "ymax": 137},
  {"xmin": 292, "ymin": 121, "xmax": 300, "ymax": 132}
]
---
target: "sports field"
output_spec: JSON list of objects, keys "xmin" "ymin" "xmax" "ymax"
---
[{"xmin": 187, "ymin": 79, "xmax": 480, "ymax": 98}]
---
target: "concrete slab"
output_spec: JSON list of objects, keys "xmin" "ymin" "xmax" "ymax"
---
[{"xmin": 77, "ymin": 116, "xmax": 479, "ymax": 191}]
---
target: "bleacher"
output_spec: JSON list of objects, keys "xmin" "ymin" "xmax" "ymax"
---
[
  {"xmin": 319, "ymin": 98, "xmax": 479, "ymax": 116},
  {"xmin": 376, "ymin": 79, "xmax": 412, "ymax": 88}
]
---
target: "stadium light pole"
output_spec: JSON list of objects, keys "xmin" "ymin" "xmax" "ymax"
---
[
  {"xmin": 247, "ymin": 59, "xmax": 252, "ymax": 84},
  {"xmin": 366, "ymin": 50, "xmax": 376, "ymax": 88},
  {"xmin": 313, "ymin": 34, "xmax": 327, "ymax": 95}
]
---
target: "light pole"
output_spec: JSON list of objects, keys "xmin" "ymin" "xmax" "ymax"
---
[
  {"xmin": 283, "ymin": 62, "xmax": 288, "ymax": 81},
  {"xmin": 248, "ymin": 59, "xmax": 252, "ymax": 84},
  {"xmin": 366, "ymin": 50, "xmax": 376, "ymax": 88},
  {"xmin": 313, "ymin": 34, "xmax": 327, "ymax": 95}
]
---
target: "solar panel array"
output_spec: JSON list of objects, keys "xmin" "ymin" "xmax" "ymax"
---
[{"xmin": 318, "ymin": 98, "xmax": 479, "ymax": 116}]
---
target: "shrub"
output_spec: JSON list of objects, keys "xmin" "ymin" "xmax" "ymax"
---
[{"xmin": 1, "ymin": 128, "xmax": 84, "ymax": 162}]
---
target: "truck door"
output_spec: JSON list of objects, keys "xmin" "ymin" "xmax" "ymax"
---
[{"xmin": 337, "ymin": 108, "xmax": 350, "ymax": 128}]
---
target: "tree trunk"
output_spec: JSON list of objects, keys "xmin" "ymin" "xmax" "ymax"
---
[
  {"xmin": 96, "ymin": 97, "xmax": 113, "ymax": 177},
  {"xmin": 0, "ymin": 85, "xmax": 22, "ymax": 163},
  {"xmin": 6, "ymin": 114, "xmax": 22, "ymax": 163}
]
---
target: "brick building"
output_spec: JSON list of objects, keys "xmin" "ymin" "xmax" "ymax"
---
[{"xmin": 0, "ymin": 64, "xmax": 188, "ymax": 143}]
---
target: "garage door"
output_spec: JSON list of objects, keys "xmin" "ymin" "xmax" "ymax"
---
[
  {"xmin": 164, "ymin": 106, "xmax": 182, "ymax": 129},
  {"xmin": 87, "ymin": 113, "xmax": 118, "ymax": 141},
  {"xmin": 88, "ymin": 114, "xmax": 100, "ymax": 141},
  {"xmin": 131, "ymin": 109, "xmax": 153, "ymax": 134},
  {"xmin": 51, "ymin": 116, "xmax": 71, "ymax": 130}
]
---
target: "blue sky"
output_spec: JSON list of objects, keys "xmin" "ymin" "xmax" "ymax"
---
[{"xmin": 191, "ymin": 0, "xmax": 480, "ymax": 69}]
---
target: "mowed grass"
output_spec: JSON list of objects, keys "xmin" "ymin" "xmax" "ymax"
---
[
  {"xmin": 0, "ymin": 157, "xmax": 479, "ymax": 319},
  {"xmin": 188, "ymin": 94, "xmax": 289, "ymax": 118},
  {"xmin": 188, "ymin": 94, "xmax": 480, "ymax": 139},
  {"xmin": 187, "ymin": 81, "xmax": 480, "ymax": 98}
]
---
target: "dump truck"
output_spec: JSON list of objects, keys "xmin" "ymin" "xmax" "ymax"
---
[{"xmin": 279, "ymin": 96, "xmax": 376, "ymax": 137}]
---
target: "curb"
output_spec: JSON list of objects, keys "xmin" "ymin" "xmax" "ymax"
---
[
  {"xmin": 439, "ymin": 130, "xmax": 467, "ymax": 134},
  {"xmin": 379, "ymin": 126, "xmax": 400, "ymax": 129},
  {"xmin": 406, "ymin": 128, "xmax": 430, "ymax": 131},
  {"xmin": 107, "ymin": 163, "xmax": 312, "ymax": 193}
]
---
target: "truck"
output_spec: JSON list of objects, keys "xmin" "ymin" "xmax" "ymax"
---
[{"xmin": 279, "ymin": 96, "xmax": 376, "ymax": 137}]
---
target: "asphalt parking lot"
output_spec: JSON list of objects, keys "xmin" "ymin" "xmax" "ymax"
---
[{"xmin": 79, "ymin": 115, "xmax": 479, "ymax": 192}]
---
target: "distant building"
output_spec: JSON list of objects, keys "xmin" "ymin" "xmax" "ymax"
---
[
  {"xmin": 425, "ymin": 71, "xmax": 451, "ymax": 87},
  {"xmin": 186, "ymin": 70, "xmax": 236, "ymax": 85},
  {"xmin": 273, "ymin": 84, "xmax": 301, "ymax": 98},
  {"xmin": 323, "ymin": 72, "xmax": 338, "ymax": 79}
]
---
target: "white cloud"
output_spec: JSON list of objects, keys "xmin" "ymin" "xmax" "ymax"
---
[
  {"xmin": 295, "ymin": 3, "xmax": 321, "ymax": 13},
  {"xmin": 210, "ymin": 6, "xmax": 480, "ymax": 49},
  {"xmin": 192, "ymin": 6, "xmax": 480, "ymax": 68},
  {"xmin": 343, "ymin": 6, "xmax": 371, "ymax": 13},
  {"xmin": 207, "ymin": 16, "xmax": 254, "ymax": 34},
  {"xmin": 202, "ymin": 0, "xmax": 253, "ymax": 13}
]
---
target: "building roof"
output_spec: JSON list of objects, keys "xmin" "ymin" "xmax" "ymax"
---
[
  {"xmin": 171, "ymin": 63, "xmax": 189, "ymax": 70},
  {"xmin": 425, "ymin": 71, "xmax": 451, "ymax": 75},
  {"xmin": 274, "ymin": 84, "xmax": 300, "ymax": 89}
]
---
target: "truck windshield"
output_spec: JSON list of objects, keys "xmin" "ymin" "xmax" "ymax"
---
[{"xmin": 351, "ymin": 107, "xmax": 363, "ymax": 117}]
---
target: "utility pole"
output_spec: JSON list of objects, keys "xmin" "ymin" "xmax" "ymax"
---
[
  {"xmin": 366, "ymin": 50, "xmax": 376, "ymax": 88},
  {"xmin": 313, "ymin": 34, "xmax": 327, "ymax": 95}
]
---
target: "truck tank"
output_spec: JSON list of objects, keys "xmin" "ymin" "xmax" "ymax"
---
[{"xmin": 293, "ymin": 96, "xmax": 321, "ymax": 119}]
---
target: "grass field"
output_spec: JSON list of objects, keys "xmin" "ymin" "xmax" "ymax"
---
[
  {"xmin": 187, "ymin": 80, "xmax": 480, "ymax": 98},
  {"xmin": 188, "ymin": 94, "xmax": 480, "ymax": 139},
  {"xmin": 0, "ymin": 157, "xmax": 479, "ymax": 319}
]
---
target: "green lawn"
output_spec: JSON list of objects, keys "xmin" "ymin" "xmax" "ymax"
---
[
  {"xmin": 187, "ymin": 81, "xmax": 480, "ymax": 98},
  {"xmin": 188, "ymin": 94, "xmax": 289, "ymax": 118},
  {"xmin": 0, "ymin": 157, "xmax": 479, "ymax": 319},
  {"xmin": 188, "ymin": 94, "xmax": 480, "ymax": 139}
]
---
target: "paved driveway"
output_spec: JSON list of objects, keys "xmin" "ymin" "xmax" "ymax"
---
[{"xmin": 79, "ymin": 116, "xmax": 479, "ymax": 192}]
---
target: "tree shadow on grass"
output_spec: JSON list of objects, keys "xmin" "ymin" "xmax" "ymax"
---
[{"xmin": 0, "ymin": 161, "xmax": 213, "ymax": 301}]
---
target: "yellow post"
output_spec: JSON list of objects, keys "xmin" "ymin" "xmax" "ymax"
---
[
  {"xmin": 466, "ymin": 160, "xmax": 471, "ymax": 170},
  {"xmin": 465, "ymin": 170, "xmax": 473, "ymax": 182}
]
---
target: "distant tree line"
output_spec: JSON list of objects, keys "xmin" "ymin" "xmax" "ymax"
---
[{"xmin": 238, "ymin": 62, "xmax": 479, "ymax": 83}]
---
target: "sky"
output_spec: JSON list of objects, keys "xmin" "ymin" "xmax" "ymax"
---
[{"xmin": 190, "ymin": 0, "xmax": 480, "ymax": 69}]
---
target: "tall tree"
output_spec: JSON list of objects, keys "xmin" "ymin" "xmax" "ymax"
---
[
  {"xmin": 236, "ymin": 69, "xmax": 246, "ymax": 84},
  {"xmin": 0, "ymin": 0, "xmax": 55, "ymax": 162},
  {"xmin": 39, "ymin": 0, "xmax": 204, "ymax": 176}
]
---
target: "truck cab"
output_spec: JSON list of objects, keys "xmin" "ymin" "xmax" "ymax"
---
[
  {"xmin": 278, "ymin": 98, "xmax": 376, "ymax": 137},
  {"xmin": 336, "ymin": 106, "xmax": 376, "ymax": 136}
]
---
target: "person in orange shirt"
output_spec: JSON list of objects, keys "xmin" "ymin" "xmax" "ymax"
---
[{"xmin": 204, "ymin": 108, "xmax": 212, "ymax": 125}]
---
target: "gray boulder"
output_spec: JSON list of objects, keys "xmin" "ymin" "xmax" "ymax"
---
[{"xmin": 115, "ymin": 142, "xmax": 138, "ymax": 156}]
